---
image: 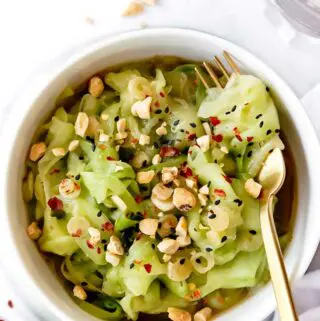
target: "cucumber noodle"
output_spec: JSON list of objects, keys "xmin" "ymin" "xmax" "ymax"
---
[{"xmin": 23, "ymin": 61, "xmax": 289, "ymax": 320}]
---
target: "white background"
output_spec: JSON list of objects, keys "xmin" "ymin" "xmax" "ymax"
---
[{"xmin": 0, "ymin": 0, "xmax": 320, "ymax": 320}]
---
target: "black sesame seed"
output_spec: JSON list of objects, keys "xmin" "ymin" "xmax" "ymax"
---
[
  {"xmin": 266, "ymin": 86, "xmax": 270, "ymax": 92},
  {"xmin": 221, "ymin": 236, "xmax": 227, "ymax": 243},
  {"xmin": 194, "ymin": 228, "xmax": 197, "ymax": 232},
  {"xmin": 249, "ymin": 230, "xmax": 257, "ymax": 235},
  {"xmin": 142, "ymin": 160, "xmax": 147, "ymax": 167},
  {"xmin": 130, "ymin": 263, "xmax": 134, "ymax": 269},
  {"xmin": 170, "ymin": 227, "xmax": 175, "ymax": 233},
  {"xmin": 101, "ymin": 239, "xmax": 107, "ymax": 244},
  {"xmin": 248, "ymin": 142, "xmax": 254, "ymax": 147},
  {"xmin": 92, "ymin": 144, "xmax": 96, "ymax": 152},
  {"xmin": 79, "ymin": 156, "xmax": 84, "ymax": 160},
  {"xmin": 173, "ymin": 120, "xmax": 180, "ymax": 126},
  {"xmin": 225, "ymin": 111, "xmax": 231, "ymax": 115},
  {"xmin": 234, "ymin": 199, "xmax": 243, "ymax": 206},
  {"xmin": 190, "ymin": 123, "xmax": 196, "ymax": 128},
  {"xmin": 237, "ymin": 154, "xmax": 241, "ymax": 158},
  {"xmin": 155, "ymin": 109, "xmax": 162, "ymax": 114},
  {"xmin": 141, "ymin": 186, "xmax": 148, "ymax": 191},
  {"xmin": 275, "ymin": 129, "xmax": 280, "ymax": 133},
  {"xmin": 104, "ymin": 244, "xmax": 108, "ymax": 251},
  {"xmin": 75, "ymin": 174, "xmax": 80, "ymax": 180},
  {"xmin": 97, "ymin": 211, "xmax": 102, "ymax": 217},
  {"xmin": 208, "ymin": 181, "xmax": 211, "ymax": 187},
  {"xmin": 232, "ymin": 105, "xmax": 237, "ymax": 112},
  {"xmin": 114, "ymin": 116, "xmax": 119, "ymax": 122},
  {"xmin": 154, "ymin": 142, "xmax": 159, "ymax": 149},
  {"xmin": 81, "ymin": 282, "xmax": 88, "ymax": 286},
  {"xmin": 247, "ymin": 151, "xmax": 253, "ymax": 158},
  {"xmin": 158, "ymin": 223, "xmax": 162, "ymax": 229},
  {"xmin": 206, "ymin": 247, "xmax": 213, "ymax": 252},
  {"xmin": 165, "ymin": 106, "xmax": 170, "ymax": 113},
  {"xmin": 209, "ymin": 213, "xmax": 216, "ymax": 219},
  {"xmin": 214, "ymin": 160, "xmax": 218, "ymax": 164},
  {"xmin": 180, "ymin": 129, "xmax": 185, "ymax": 133},
  {"xmin": 256, "ymin": 114, "xmax": 262, "ymax": 119},
  {"xmin": 180, "ymin": 258, "xmax": 186, "ymax": 265},
  {"xmin": 215, "ymin": 200, "xmax": 221, "ymax": 205},
  {"xmin": 269, "ymin": 149, "xmax": 274, "ymax": 153},
  {"xmin": 196, "ymin": 258, "xmax": 201, "ymax": 264},
  {"xmin": 259, "ymin": 121, "xmax": 264, "ymax": 128},
  {"xmin": 266, "ymin": 129, "xmax": 272, "ymax": 135},
  {"xmin": 151, "ymin": 243, "xmax": 156, "ymax": 250}
]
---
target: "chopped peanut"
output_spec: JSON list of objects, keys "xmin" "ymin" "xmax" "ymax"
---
[
  {"xmin": 122, "ymin": 1, "xmax": 144, "ymax": 16},
  {"xmin": 117, "ymin": 118, "xmax": 126, "ymax": 133},
  {"xmin": 176, "ymin": 217, "xmax": 188, "ymax": 237},
  {"xmin": 167, "ymin": 308, "xmax": 191, "ymax": 321},
  {"xmin": 52, "ymin": 147, "xmax": 66, "ymax": 157},
  {"xmin": 88, "ymin": 227, "xmax": 101, "ymax": 245},
  {"xmin": 86, "ymin": 116, "xmax": 100, "ymax": 137},
  {"xmin": 199, "ymin": 184, "xmax": 209, "ymax": 195},
  {"xmin": 114, "ymin": 132, "xmax": 128, "ymax": 140},
  {"xmin": 73, "ymin": 285, "xmax": 87, "ymax": 301},
  {"xmin": 99, "ymin": 132, "xmax": 110, "ymax": 142},
  {"xmin": 139, "ymin": 218, "xmax": 158, "ymax": 237},
  {"xmin": 198, "ymin": 193, "xmax": 208, "ymax": 206},
  {"xmin": 163, "ymin": 254, "xmax": 172, "ymax": 262},
  {"xmin": 26, "ymin": 222, "xmax": 42, "ymax": 240},
  {"xmin": 29, "ymin": 142, "xmax": 46, "ymax": 161},
  {"xmin": 152, "ymin": 183, "xmax": 173, "ymax": 201},
  {"xmin": 151, "ymin": 194, "xmax": 175, "ymax": 212},
  {"xmin": 131, "ymin": 97, "xmax": 152, "ymax": 119},
  {"xmin": 177, "ymin": 235, "xmax": 191, "ymax": 247},
  {"xmin": 105, "ymin": 251, "xmax": 121, "ymax": 266},
  {"xmin": 156, "ymin": 125, "xmax": 167, "ymax": 136},
  {"xmin": 137, "ymin": 170, "xmax": 155, "ymax": 184},
  {"xmin": 68, "ymin": 140, "xmax": 80, "ymax": 152},
  {"xmin": 173, "ymin": 188, "xmax": 197, "ymax": 212},
  {"xmin": 152, "ymin": 154, "xmax": 162, "ymax": 165},
  {"xmin": 245, "ymin": 178, "xmax": 262, "ymax": 198},
  {"xmin": 139, "ymin": 134, "xmax": 150, "ymax": 145},
  {"xmin": 220, "ymin": 146, "xmax": 229, "ymax": 154},
  {"xmin": 162, "ymin": 167, "xmax": 178, "ymax": 184},
  {"xmin": 194, "ymin": 307, "xmax": 213, "ymax": 321},
  {"xmin": 89, "ymin": 76, "xmax": 104, "ymax": 97},
  {"xmin": 158, "ymin": 214, "xmax": 178, "ymax": 238},
  {"xmin": 157, "ymin": 238, "xmax": 179, "ymax": 255},
  {"xmin": 186, "ymin": 178, "xmax": 197, "ymax": 190},
  {"xmin": 75, "ymin": 112, "xmax": 89, "ymax": 137},
  {"xmin": 202, "ymin": 122, "xmax": 211, "ymax": 136},
  {"xmin": 107, "ymin": 235, "xmax": 124, "ymax": 256},
  {"xmin": 101, "ymin": 113, "xmax": 109, "ymax": 121}
]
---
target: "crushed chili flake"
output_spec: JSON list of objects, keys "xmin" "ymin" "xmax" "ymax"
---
[
  {"xmin": 102, "ymin": 221, "xmax": 114, "ymax": 232},
  {"xmin": 181, "ymin": 166, "xmax": 193, "ymax": 178},
  {"xmin": 233, "ymin": 127, "xmax": 243, "ymax": 142},
  {"xmin": 144, "ymin": 263, "xmax": 152, "ymax": 273},
  {"xmin": 187, "ymin": 133, "xmax": 196, "ymax": 141},
  {"xmin": 98, "ymin": 144, "xmax": 107, "ymax": 150},
  {"xmin": 212, "ymin": 134, "xmax": 223, "ymax": 143},
  {"xmin": 106, "ymin": 156, "xmax": 115, "ymax": 160},
  {"xmin": 134, "ymin": 259, "xmax": 142, "ymax": 264},
  {"xmin": 154, "ymin": 101, "xmax": 160, "ymax": 107},
  {"xmin": 135, "ymin": 195, "xmax": 143, "ymax": 204},
  {"xmin": 47, "ymin": 197, "xmax": 63, "ymax": 211},
  {"xmin": 8, "ymin": 300, "xmax": 13, "ymax": 308},
  {"xmin": 71, "ymin": 228, "xmax": 82, "ymax": 238},
  {"xmin": 97, "ymin": 247, "xmax": 101, "ymax": 254},
  {"xmin": 247, "ymin": 136, "xmax": 254, "ymax": 142},
  {"xmin": 223, "ymin": 175, "xmax": 232, "ymax": 184},
  {"xmin": 86, "ymin": 240, "xmax": 94, "ymax": 249},
  {"xmin": 235, "ymin": 134, "xmax": 243, "ymax": 142},
  {"xmin": 214, "ymin": 189, "xmax": 226, "ymax": 197},
  {"xmin": 193, "ymin": 289, "xmax": 201, "ymax": 299},
  {"xmin": 143, "ymin": 211, "xmax": 148, "ymax": 218},
  {"xmin": 159, "ymin": 146, "xmax": 180, "ymax": 158},
  {"xmin": 131, "ymin": 138, "xmax": 138, "ymax": 144},
  {"xmin": 160, "ymin": 92, "xmax": 165, "ymax": 98},
  {"xmin": 209, "ymin": 117, "xmax": 221, "ymax": 126},
  {"xmin": 49, "ymin": 168, "xmax": 60, "ymax": 175}
]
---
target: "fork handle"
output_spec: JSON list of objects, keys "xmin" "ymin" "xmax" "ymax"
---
[{"xmin": 260, "ymin": 196, "xmax": 298, "ymax": 321}]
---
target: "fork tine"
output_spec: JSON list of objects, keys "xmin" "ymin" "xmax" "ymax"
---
[
  {"xmin": 194, "ymin": 67, "xmax": 209, "ymax": 89},
  {"xmin": 202, "ymin": 62, "xmax": 223, "ymax": 89},
  {"xmin": 223, "ymin": 51, "xmax": 240, "ymax": 74},
  {"xmin": 214, "ymin": 56, "xmax": 230, "ymax": 79}
]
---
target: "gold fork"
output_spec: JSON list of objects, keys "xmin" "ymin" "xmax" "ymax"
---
[{"xmin": 195, "ymin": 52, "xmax": 298, "ymax": 321}]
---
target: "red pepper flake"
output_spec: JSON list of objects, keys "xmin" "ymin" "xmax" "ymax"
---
[
  {"xmin": 8, "ymin": 300, "xmax": 13, "ymax": 308},
  {"xmin": 247, "ymin": 136, "xmax": 254, "ymax": 142},
  {"xmin": 135, "ymin": 195, "xmax": 143, "ymax": 204},
  {"xmin": 187, "ymin": 133, "xmax": 196, "ymax": 141},
  {"xmin": 47, "ymin": 197, "xmax": 63, "ymax": 211},
  {"xmin": 212, "ymin": 134, "xmax": 223, "ymax": 143},
  {"xmin": 97, "ymin": 247, "xmax": 101, "ymax": 254},
  {"xmin": 194, "ymin": 79, "xmax": 198, "ymax": 85},
  {"xmin": 134, "ymin": 259, "xmax": 142, "ymax": 264},
  {"xmin": 143, "ymin": 211, "xmax": 148, "ymax": 218},
  {"xmin": 71, "ymin": 228, "xmax": 82, "ymax": 238},
  {"xmin": 193, "ymin": 289, "xmax": 201, "ymax": 299},
  {"xmin": 144, "ymin": 263, "xmax": 152, "ymax": 273},
  {"xmin": 188, "ymin": 150, "xmax": 193, "ymax": 155},
  {"xmin": 223, "ymin": 175, "xmax": 232, "ymax": 184},
  {"xmin": 86, "ymin": 240, "xmax": 94, "ymax": 249},
  {"xmin": 136, "ymin": 232, "xmax": 142, "ymax": 240},
  {"xmin": 102, "ymin": 221, "xmax": 114, "ymax": 232},
  {"xmin": 49, "ymin": 168, "xmax": 60, "ymax": 175},
  {"xmin": 131, "ymin": 138, "xmax": 138, "ymax": 144},
  {"xmin": 209, "ymin": 117, "xmax": 221, "ymax": 126},
  {"xmin": 214, "ymin": 189, "xmax": 226, "ymax": 197},
  {"xmin": 236, "ymin": 134, "xmax": 242, "ymax": 142},
  {"xmin": 233, "ymin": 127, "xmax": 243, "ymax": 142},
  {"xmin": 160, "ymin": 146, "xmax": 180, "ymax": 158},
  {"xmin": 98, "ymin": 144, "xmax": 107, "ymax": 150},
  {"xmin": 193, "ymin": 175, "xmax": 199, "ymax": 182},
  {"xmin": 106, "ymin": 156, "xmax": 115, "ymax": 161},
  {"xmin": 160, "ymin": 92, "xmax": 165, "ymax": 97},
  {"xmin": 181, "ymin": 166, "xmax": 193, "ymax": 178},
  {"xmin": 154, "ymin": 101, "xmax": 160, "ymax": 107}
]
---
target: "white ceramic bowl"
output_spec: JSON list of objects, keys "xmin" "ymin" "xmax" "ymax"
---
[{"xmin": 1, "ymin": 28, "xmax": 320, "ymax": 321}]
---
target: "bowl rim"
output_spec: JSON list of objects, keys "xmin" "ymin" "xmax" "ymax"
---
[{"xmin": 1, "ymin": 27, "xmax": 320, "ymax": 321}]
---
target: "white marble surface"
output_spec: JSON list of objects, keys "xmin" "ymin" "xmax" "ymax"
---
[{"xmin": 0, "ymin": 0, "xmax": 320, "ymax": 320}]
